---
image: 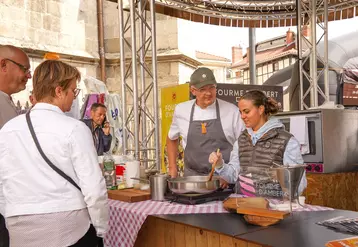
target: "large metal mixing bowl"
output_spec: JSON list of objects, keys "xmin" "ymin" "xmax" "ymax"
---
[{"xmin": 167, "ymin": 176, "xmax": 221, "ymax": 194}]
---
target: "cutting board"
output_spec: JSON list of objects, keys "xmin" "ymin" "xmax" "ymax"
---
[
  {"xmin": 223, "ymin": 197, "xmax": 269, "ymax": 212},
  {"xmin": 223, "ymin": 197, "xmax": 290, "ymax": 226},
  {"xmin": 108, "ymin": 189, "xmax": 151, "ymax": 203}
]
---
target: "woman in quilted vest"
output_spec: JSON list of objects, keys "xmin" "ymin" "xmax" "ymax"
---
[{"xmin": 208, "ymin": 90, "xmax": 307, "ymax": 198}]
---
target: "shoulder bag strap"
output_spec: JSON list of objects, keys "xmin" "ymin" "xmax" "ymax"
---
[{"xmin": 25, "ymin": 111, "xmax": 81, "ymax": 191}]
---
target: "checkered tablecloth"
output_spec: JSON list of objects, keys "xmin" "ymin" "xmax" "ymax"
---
[{"xmin": 104, "ymin": 195, "xmax": 333, "ymax": 247}]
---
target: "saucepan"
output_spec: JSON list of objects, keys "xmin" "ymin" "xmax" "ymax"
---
[{"xmin": 167, "ymin": 175, "xmax": 221, "ymax": 194}]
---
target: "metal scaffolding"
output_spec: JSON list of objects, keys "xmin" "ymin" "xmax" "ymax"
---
[
  {"xmin": 297, "ymin": 0, "xmax": 329, "ymax": 110},
  {"xmin": 154, "ymin": 0, "xmax": 357, "ymax": 27},
  {"xmin": 112, "ymin": 0, "xmax": 358, "ymax": 169},
  {"xmin": 117, "ymin": 0, "xmax": 160, "ymax": 170}
]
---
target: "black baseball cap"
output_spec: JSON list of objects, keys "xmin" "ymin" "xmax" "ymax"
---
[{"xmin": 189, "ymin": 67, "xmax": 217, "ymax": 89}]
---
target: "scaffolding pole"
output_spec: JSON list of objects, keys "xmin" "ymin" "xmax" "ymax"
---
[
  {"xmin": 117, "ymin": 0, "xmax": 160, "ymax": 170},
  {"xmin": 249, "ymin": 27, "xmax": 257, "ymax": 85},
  {"xmin": 297, "ymin": 0, "xmax": 330, "ymax": 109}
]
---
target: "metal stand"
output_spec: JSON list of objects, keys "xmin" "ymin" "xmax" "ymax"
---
[
  {"xmin": 117, "ymin": 0, "xmax": 160, "ymax": 170},
  {"xmin": 296, "ymin": 0, "xmax": 329, "ymax": 110},
  {"xmin": 249, "ymin": 27, "xmax": 257, "ymax": 85}
]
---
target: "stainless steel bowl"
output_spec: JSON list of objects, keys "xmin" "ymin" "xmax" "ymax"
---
[{"xmin": 167, "ymin": 176, "xmax": 220, "ymax": 194}]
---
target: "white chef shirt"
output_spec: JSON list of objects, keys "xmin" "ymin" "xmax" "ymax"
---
[
  {"xmin": 0, "ymin": 103, "xmax": 108, "ymax": 237},
  {"xmin": 168, "ymin": 99, "xmax": 245, "ymax": 149}
]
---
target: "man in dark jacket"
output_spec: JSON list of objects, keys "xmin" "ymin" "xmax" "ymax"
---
[{"xmin": 82, "ymin": 103, "xmax": 112, "ymax": 156}]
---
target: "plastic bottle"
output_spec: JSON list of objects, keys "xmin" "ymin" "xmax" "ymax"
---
[{"xmin": 102, "ymin": 152, "xmax": 116, "ymax": 190}]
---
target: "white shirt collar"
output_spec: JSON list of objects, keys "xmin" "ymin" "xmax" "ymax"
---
[{"xmin": 32, "ymin": 103, "xmax": 65, "ymax": 115}]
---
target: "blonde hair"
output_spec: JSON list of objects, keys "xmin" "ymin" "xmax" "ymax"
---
[{"xmin": 32, "ymin": 60, "xmax": 81, "ymax": 101}]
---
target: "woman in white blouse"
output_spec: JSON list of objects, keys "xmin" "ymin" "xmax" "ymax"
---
[{"xmin": 0, "ymin": 60, "xmax": 108, "ymax": 247}]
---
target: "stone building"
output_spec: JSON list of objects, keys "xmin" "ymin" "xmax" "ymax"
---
[{"xmin": 1, "ymin": 0, "xmax": 230, "ymax": 110}]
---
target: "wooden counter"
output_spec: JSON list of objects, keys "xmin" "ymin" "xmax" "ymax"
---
[{"xmin": 134, "ymin": 210, "xmax": 358, "ymax": 247}]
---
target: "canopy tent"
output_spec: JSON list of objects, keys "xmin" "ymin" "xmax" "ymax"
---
[{"xmin": 108, "ymin": 0, "xmax": 358, "ymax": 27}]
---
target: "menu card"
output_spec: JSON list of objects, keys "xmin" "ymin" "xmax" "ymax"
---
[{"xmin": 317, "ymin": 216, "xmax": 358, "ymax": 234}]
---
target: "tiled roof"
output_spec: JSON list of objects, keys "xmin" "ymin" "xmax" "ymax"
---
[
  {"xmin": 195, "ymin": 51, "xmax": 231, "ymax": 62},
  {"xmin": 231, "ymin": 43, "xmax": 296, "ymax": 69}
]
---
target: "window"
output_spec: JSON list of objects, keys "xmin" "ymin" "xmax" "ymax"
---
[
  {"xmin": 273, "ymin": 62, "xmax": 279, "ymax": 71},
  {"xmin": 279, "ymin": 60, "xmax": 284, "ymax": 69},
  {"xmin": 263, "ymin": 65, "xmax": 267, "ymax": 74},
  {"xmin": 226, "ymin": 69, "xmax": 232, "ymax": 79},
  {"xmin": 284, "ymin": 58, "xmax": 290, "ymax": 67},
  {"xmin": 255, "ymin": 63, "xmax": 275, "ymax": 84}
]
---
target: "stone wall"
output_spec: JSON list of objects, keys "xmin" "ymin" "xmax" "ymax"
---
[
  {"xmin": 1, "ymin": 0, "xmax": 198, "ymax": 109},
  {"xmin": 102, "ymin": 0, "xmax": 186, "ymax": 99},
  {"xmin": 0, "ymin": 0, "xmax": 99, "ymax": 58},
  {"xmin": 0, "ymin": 0, "xmax": 101, "ymax": 104}
]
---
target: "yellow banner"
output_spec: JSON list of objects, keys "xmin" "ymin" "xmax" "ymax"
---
[{"xmin": 160, "ymin": 84, "xmax": 189, "ymax": 173}]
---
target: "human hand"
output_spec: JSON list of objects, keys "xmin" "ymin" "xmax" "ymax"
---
[
  {"xmin": 168, "ymin": 169, "xmax": 178, "ymax": 178},
  {"xmin": 208, "ymin": 151, "xmax": 223, "ymax": 168},
  {"xmin": 102, "ymin": 122, "xmax": 110, "ymax": 135},
  {"xmin": 219, "ymin": 178, "xmax": 229, "ymax": 189}
]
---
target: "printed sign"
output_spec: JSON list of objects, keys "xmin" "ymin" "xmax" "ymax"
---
[
  {"xmin": 160, "ymin": 84, "xmax": 190, "ymax": 172},
  {"xmin": 216, "ymin": 84, "xmax": 284, "ymax": 109}
]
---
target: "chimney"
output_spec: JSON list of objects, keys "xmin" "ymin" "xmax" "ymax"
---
[
  {"xmin": 231, "ymin": 46, "xmax": 243, "ymax": 64},
  {"xmin": 286, "ymin": 28, "xmax": 294, "ymax": 45},
  {"xmin": 246, "ymin": 47, "xmax": 250, "ymax": 62},
  {"xmin": 302, "ymin": 25, "xmax": 310, "ymax": 38}
]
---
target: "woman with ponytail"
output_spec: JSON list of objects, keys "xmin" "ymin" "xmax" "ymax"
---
[{"xmin": 209, "ymin": 90, "xmax": 307, "ymax": 198}]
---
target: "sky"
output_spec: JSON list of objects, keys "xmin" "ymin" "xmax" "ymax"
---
[{"xmin": 181, "ymin": 17, "xmax": 358, "ymax": 59}]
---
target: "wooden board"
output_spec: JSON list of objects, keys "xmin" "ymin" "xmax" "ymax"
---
[
  {"xmin": 223, "ymin": 197, "xmax": 269, "ymax": 212},
  {"xmin": 108, "ymin": 189, "xmax": 151, "ymax": 203},
  {"xmin": 223, "ymin": 197, "xmax": 288, "ymax": 226},
  {"xmin": 236, "ymin": 207, "xmax": 290, "ymax": 220}
]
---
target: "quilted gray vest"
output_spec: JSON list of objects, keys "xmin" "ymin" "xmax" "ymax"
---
[{"xmin": 239, "ymin": 127, "xmax": 292, "ymax": 172}]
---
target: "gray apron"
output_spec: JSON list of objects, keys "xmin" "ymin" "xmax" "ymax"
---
[{"xmin": 184, "ymin": 100, "xmax": 233, "ymax": 176}]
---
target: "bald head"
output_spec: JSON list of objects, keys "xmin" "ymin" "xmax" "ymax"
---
[
  {"xmin": 0, "ymin": 45, "xmax": 27, "ymax": 60},
  {"xmin": 0, "ymin": 45, "xmax": 31, "ymax": 95}
]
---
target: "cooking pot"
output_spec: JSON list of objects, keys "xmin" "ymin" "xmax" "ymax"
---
[{"xmin": 167, "ymin": 176, "xmax": 221, "ymax": 194}]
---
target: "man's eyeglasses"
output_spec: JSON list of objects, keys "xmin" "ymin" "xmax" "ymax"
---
[{"xmin": 4, "ymin": 58, "xmax": 31, "ymax": 75}]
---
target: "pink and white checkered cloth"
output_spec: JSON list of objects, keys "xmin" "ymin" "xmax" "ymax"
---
[{"xmin": 104, "ymin": 195, "xmax": 333, "ymax": 247}]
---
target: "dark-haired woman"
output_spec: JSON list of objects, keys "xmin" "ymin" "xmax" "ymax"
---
[{"xmin": 209, "ymin": 90, "xmax": 307, "ymax": 197}]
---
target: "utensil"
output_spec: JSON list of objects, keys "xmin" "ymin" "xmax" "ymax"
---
[
  {"xmin": 149, "ymin": 173, "xmax": 169, "ymax": 201},
  {"xmin": 271, "ymin": 164, "xmax": 306, "ymax": 212},
  {"xmin": 167, "ymin": 175, "xmax": 220, "ymax": 194},
  {"xmin": 131, "ymin": 174, "xmax": 169, "ymax": 201},
  {"xmin": 208, "ymin": 148, "xmax": 220, "ymax": 181}
]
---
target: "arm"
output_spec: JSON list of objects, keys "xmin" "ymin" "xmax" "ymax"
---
[
  {"xmin": 167, "ymin": 137, "xmax": 178, "ymax": 178},
  {"xmin": 283, "ymin": 137, "xmax": 307, "ymax": 195},
  {"xmin": 214, "ymin": 140, "xmax": 240, "ymax": 184},
  {"xmin": 167, "ymin": 107, "xmax": 181, "ymax": 178},
  {"xmin": 0, "ymin": 138, "xmax": 5, "ymax": 215},
  {"xmin": 69, "ymin": 123, "xmax": 109, "ymax": 237}
]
